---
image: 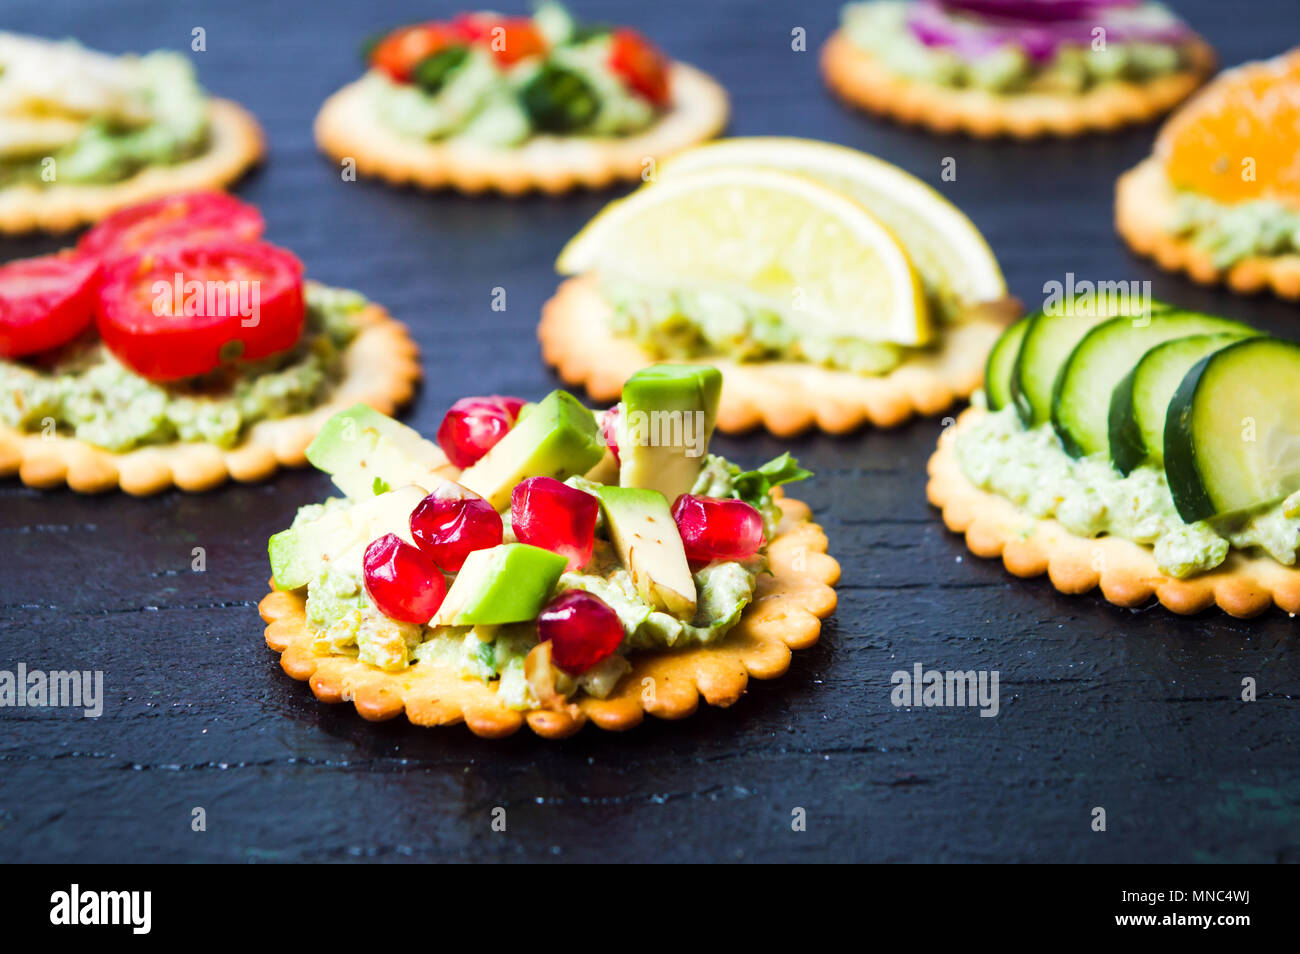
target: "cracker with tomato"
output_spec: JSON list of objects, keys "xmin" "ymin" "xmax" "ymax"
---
[
  {"xmin": 313, "ymin": 5, "xmax": 728, "ymax": 194},
  {"xmin": 0, "ymin": 193, "xmax": 420, "ymax": 495}
]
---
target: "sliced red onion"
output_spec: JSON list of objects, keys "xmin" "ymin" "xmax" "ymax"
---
[
  {"xmin": 908, "ymin": 0, "xmax": 1192, "ymax": 64},
  {"xmin": 941, "ymin": 0, "xmax": 1140, "ymax": 22}
]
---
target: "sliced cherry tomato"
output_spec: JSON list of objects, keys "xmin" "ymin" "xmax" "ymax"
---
[
  {"xmin": 370, "ymin": 22, "xmax": 462, "ymax": 82},
  {"xmin": 78, "ymin": 192, "xmax": 264, "ymax": 268},
  {"xmin": 0, "ymin": 252, "xmax": 101, "ymax": 358},
  {"xmin": 453, "ymin": 13, "xmax": 547, "ymax": 65},
  {"xmin": 608, "ymin": 28, "xmax": 671, "ymax": 106},
  {"xmin": 95, "ymin": 241, "xmax": 304, "ymax": 382}
]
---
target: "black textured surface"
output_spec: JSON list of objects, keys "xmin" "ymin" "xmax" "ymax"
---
[{"xmin": 2, "ymin": 0, "xmax": 1298, "ymax": 864}]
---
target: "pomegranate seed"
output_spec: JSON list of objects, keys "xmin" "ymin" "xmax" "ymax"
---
[
  {"xmin": 436, "ymin": 395, "xmax": 527, "ymax": 469},
  {"xmin": 670, "ymin": 494, "xmax": 765, "ymax": 568},
  {"xmin": 601, "ymin": 405, "xmax": 621, "ymax": 465},
  {"xmin": 363, "ymin": 533, "xmax": 447, "ymax": 623},
  {"xmin": 409, "ymin": 484, "xmax": 503, "ymax": 572},
  {"xmin": 511, "ymin": 476, "xmax": 598, "ymax": 572},
  {"xmin": 537, "ymin": 590, "xmax": 625, "ymax": 673}
]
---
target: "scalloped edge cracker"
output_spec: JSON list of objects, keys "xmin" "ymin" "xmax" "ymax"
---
[
  {"xmin": 928, "ymin": 407, "xmax": 1300, "ymax": 618},
  {"xmin": 539, "ymin": 274, "xmax": 1015, "ymax": 435},
  {"xmin": 0, "ymin": 298, "xmax": 422, "ymax": 495},
  {"xmin": 821, "ymin": 31, "xmax": 1215, "ymax": 139},
  {"xmin": 0, "ymin": 99, "xmax": 264, "ymax": 235},
  {"xmin": 1116, "ymin": 157, "xmax": 1300, "ymax": 300},
  {"xmin": 261, "ymin": 495, "xmax": 840, "ymax": 738},
  {"xmin": 313, "ymin": 63, "xmax": 729, "ymax": 195}
]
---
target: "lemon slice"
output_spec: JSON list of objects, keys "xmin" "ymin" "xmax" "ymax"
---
[
  {"xmin": 557, "ymin": 167, "xmax": 931, "ymax": 346},
  {"xmin": 661, "ymin": 137, "xmax": 1006, "ymax": 311}
]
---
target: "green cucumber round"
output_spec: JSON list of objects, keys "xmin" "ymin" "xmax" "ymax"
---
[
  {"xmin": 1109, "ymin": 332, "xmax": 1254, "ymax": 475},
  {"xmin": 1051, "ymin": 311, "xmax": 1250, "ymax": 459},
  {"xmin": 1165, "ymin": 337, "xmax": 1300, "ymax": 522},
  {"xmin": 983, "ymin": 312, "xmax": 1031, "ymax": 411}
]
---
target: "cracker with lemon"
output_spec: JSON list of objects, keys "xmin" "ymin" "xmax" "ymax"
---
[
  {"xmin": 930, "ymin": 300, "xmax": 1300, "ymax": 618},
  {"xmin": 823, "ymin": 1, "xmax": 1213, "ymax": 139},
  {"xmin": 314, "ymin": 3, "xmax": 728, "ymax": 195},
  {"xmin": 0, "ymin": 193, "xmax": 419, "ymax": 495},
  {"xmin": 540, "ymin": 137, "xmax": 1016, "ymax": 434},
  {"xmin": 1116, "ymin": 49, "xmax": 1300, "ymax": 300},
  {"xmin": 0, "ymin": 33, "xmax": 262, "ymax": 234},
  {"xmin": 260, "ymin": 367, "xmax": 839, "ymax": 737}
]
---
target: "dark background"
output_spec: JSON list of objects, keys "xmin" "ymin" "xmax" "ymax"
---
[{"xmin": 1, "ymin": 0, "xmax": 1297, "ymax": 864}]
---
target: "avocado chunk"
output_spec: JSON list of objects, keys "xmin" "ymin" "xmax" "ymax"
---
[
  {"xmin": 432, "ymin": 543, "xmax": 569, "ymax": 626},
  {"xmin": 306, "ymin": 404, "xmax": 452, "ymax": 500},
  {"xmin": 459, "ymin": 390, "xmax": 605, "ymax": 510},
  {"xmin": 269, "ymin": 484, "xmax": 427, "ymax": 590},
  {"xmin": 595, "ymin": 485, "xmax": 697, "ymax": 620},
  {"xmin": 618, "ymin": 364, "xmax": 722, "ymax": 503}
]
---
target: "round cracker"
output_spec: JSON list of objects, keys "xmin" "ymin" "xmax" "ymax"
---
[
  {"xmin": 0, "ymin": 99, "xmax": 264, "ymax": 235},
  {"xmin": 821, "ymin": 30, "xmax": 1215, "ymax": 139},
  {"xmin": 1116, "ymin": 156, "xmax": 1300, "ymax": 300},
  {"xmin": 539, "ymin": 274, "xmax": 1015, "ymax": 435},
  {"xmin": 928, "ymin": 406, "xmax": 1300, "ymax": 618},
  {"xmin": 261, "ymin": 494, "xmax": 840, "ymax": 738},
  {"xmin": 0, "ymin": 292, "xmax": 421, "ymax": 495},
  {"xmin": 313, "ymin": 63, "xmax": 729, "ymax": 194}
]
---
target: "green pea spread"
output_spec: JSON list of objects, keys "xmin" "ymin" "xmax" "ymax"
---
[
  {"xmin": 956, "ymin": 401, "xmax": 1300, "ymax": 578},
  {"xmin": 0, "ymin": 284, "xmax": 362, "ymax": 452}
]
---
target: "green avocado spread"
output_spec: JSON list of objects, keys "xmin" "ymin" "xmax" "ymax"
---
[
  {"xmin": 0, "ymin": 40, "xmax": 210, "ymax": 188},
  {"xmin": 0, "ymin": 284, "xmax": 362, "ymax": 452},
  {"xmin": 843, "ymin": 1, "xmax": 1189, "ymax": 94},
  {"xmin": 956, "ymin": 401, "xmax": 1300, "ymax": 578},
  {"xmin": 1171, "ymin": 193, "xmax": 1300, "ymax": 268}
]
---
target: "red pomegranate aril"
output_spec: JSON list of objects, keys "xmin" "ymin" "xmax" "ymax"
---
[
  {"xmin": 601, "ymin": 405, "xmax": 621, "ymax": 465},
  {"xmin": 671, "ymin": 494, "xmax": 765, "ymax": 567},
  {"xmin": 511, "ymin": 476, "xmax": 598, "ymax": 572},
  {"xmin": 537, "ymin": 590, "xmax": 625, "ymax": 674},
  {"xmin": 409, "ymin": 484, "xmax": 503, "ymax": 572},
  {"xmin": 363, "ymin": 533, "xmax": 447, "ymax": 623},
  {"xmin": 436, "ymin": 395, "xmax": 527, "ymax": 469}
]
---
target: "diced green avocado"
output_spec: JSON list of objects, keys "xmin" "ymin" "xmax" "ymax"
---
[
  {"xmin": 432, "ymin": 543, "xmax": 569, "ymax": 626},
  {"xmin": 305, "ymin": 404, "xmax": 452, "ymax": 500},
  {"xmin": 268, "ymin": 484, "xmax": 427, "ymax": 590},
  {"xmin": 459, "ymin": 390, "xmax": 605, "ymax": 509},
  {"xmin": 595, "ymin": 485, "xmax": 697, "ymax": 620},
  {"xmin": 618, "ymin": 364, "xmax": 722, "ymax": 503}
]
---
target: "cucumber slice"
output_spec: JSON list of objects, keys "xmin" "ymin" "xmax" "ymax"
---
[
  {"xmin": 1051, "ymin": 311, "xmax": 1250, "ymax": 458},
  {"xmin": 984, "ymin": 312, "xmax": 1031, "ymax": 411},
  {"xmin": 1010, "ymin": 300, "xmax": 1169, "ymax": 427},
  {"xmin": 1165, "ymin": 337, "xmax": 1300, "ymax": 522},
  {"xmin": 1109, "ymin": 332, "xmax": 1254, "ymax": 474}
]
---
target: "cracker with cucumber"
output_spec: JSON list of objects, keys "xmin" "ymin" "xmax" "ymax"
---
[
  {"xmin": 930, "ymin": 300, "xmax": 1300, "ymax": 617},
  {"xmin": 260, "ymin": 365, "xmax": 839, "ymax": 737}
]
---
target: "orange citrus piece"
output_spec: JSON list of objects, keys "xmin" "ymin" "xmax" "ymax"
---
[{"xmin": 1158, "ymin": 49, "xmax": 1300, "ymax": 208}]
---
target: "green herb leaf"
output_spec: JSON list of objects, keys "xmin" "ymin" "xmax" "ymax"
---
[
  {"xmin": 412, "ymin": 45, "xmax": 470, "ymax": 94},
  {"xmin": 372, "ymin": 476, "xmax": 391, "ymax": 495},
  {"xmin": 730, "ymin": 453, "xmax": 812, "ymax": 510}
]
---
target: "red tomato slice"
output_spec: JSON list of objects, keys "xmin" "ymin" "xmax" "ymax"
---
[
  {"xmin": 453, "ymin": 14, "xmax": 547, "ymax": 65},
  {"xmin": 78, "ymin": 192, "xmax": 264, "ymax": 267},
  {"xmin": 608, "ymin": 28, "xmax": 671, "ymax": 106},
  {"xmin": 95, "ymin": 241, "xmax": 304, "ymax": 382},
  {"xmin": 370, "ymin": 22, "xmax": 462, "ymax": 82},
  {"xmin": 0, "ymin": 252, "xmax": 101, "ymax": 358}
]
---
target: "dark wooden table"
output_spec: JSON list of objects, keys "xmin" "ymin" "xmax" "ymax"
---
[{"xmin": 2, "ymin": 0, "xmax": 1297, "ymax": 863}]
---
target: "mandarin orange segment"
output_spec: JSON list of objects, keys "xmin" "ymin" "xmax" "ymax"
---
[{"xmin": 1158, "ymin": 49, "xmax": 1300, "ymax": 207}]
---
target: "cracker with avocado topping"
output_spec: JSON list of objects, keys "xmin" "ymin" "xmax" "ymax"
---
[
  {"xmin": 928, "ymin": 406, "xmax": 1300, "ymax": 618},
  {"xmin": 540, "ymin": 274, "xmax": 1014, "ymax": 435},
  {"xmin": 260, "ymin": 493, "xmax": 838, "ymax": 738},
  {"xmin": 0, "ymin": 100, "xmax": 264, "ymax": 235},
  {"xmin": 821, "ymin": 30, "xmax": 1215, "ymax": 139},
  {"xmin": 1116, "ymin": 157, "xmax": 1300, "ymax": 301},
  {"xmin": 0, "ymin": 300, "xmax": 421, "ymax": 495},
  {"xmin": 313, "ymin": 64, "xmax": 728, "ymax": 195}
]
